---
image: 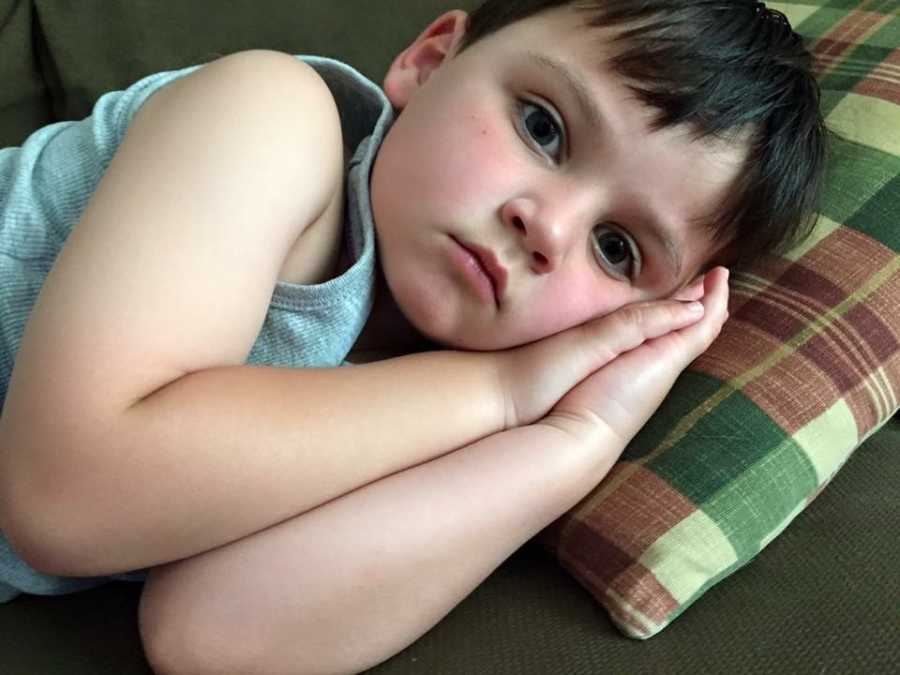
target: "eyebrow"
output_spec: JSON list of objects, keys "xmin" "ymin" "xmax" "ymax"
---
[
  {"xmin": 524, "ymin": 51, "xmax": 605, "ymax": 134},
  {"xmin": 524, "ymin": 51, "xmax": 686, "ymax": 281}
]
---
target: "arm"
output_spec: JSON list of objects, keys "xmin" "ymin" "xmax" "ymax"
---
[
  {"xmin": 15, "ymin": 292, "xmax": 704, "ymax": 579},
  {"xmin": 0, "ymin": 50, "xmax": 511, "ymax": 577},
  {"xmin": 0, "ymin": 47, "xmax": 712, "ymax": 578},
  {"xmin": 0, "ymin": 313, "xmax": 696, "ymax": 580},
  {"xmin": 139, "ymin": 271, "xmax": 730, "ymax": 674},
  {"xmin": 141, "ymin": 415, "xmax": 616, "ymax": 675}
]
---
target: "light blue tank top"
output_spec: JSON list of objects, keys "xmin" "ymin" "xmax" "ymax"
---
[{"xmin": 0, "ymin": 55, "xmax": 394, "ymax": 601}]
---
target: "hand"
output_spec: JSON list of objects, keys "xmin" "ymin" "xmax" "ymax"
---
[
  {"xmin": 495, "ymin": 268, "xmax": 726, "ymax": 429},
  {"xmin": 543, "ymin": 266, "xmax": 730, "ymax": 444}
]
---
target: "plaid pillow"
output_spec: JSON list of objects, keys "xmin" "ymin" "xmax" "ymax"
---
[{"xmin": 539, "ymin": 0, "xmax": 900, "ymax": 639}]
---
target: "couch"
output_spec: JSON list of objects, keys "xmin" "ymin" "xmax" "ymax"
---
[{"xmin": 1, "ymin": 1, "xmax": 898, "ymax": 673}]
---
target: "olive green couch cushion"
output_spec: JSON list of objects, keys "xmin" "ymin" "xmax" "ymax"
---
[
  {"xmin": 30, "ymin": 0, "xmax": 480, "ymax": 124},
  {"xmin": 0, "ymin": 0, "xmax": 53, "ymax": 147}
]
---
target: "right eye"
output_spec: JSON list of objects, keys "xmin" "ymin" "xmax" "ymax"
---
[
  {"xmin": 517, "ymin": 100, "xmax": 565, "ymax": 162},
  {"xmin": 592, "ymin": 225, "xmax": 640, "ymax": 280}
]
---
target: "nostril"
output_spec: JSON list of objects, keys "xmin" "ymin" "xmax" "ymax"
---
[
  {"xmin": 512, "ymin": 216, "xmax": 526, "ymax": 232},
  {"xmin": 532, "ymin": 251, "xmax": 548, "ymax": 266}
]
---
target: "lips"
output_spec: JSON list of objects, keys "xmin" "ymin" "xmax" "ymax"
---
[{"xmin": 452, "ymin": 236, "xmax": 508, "ymax": 306}]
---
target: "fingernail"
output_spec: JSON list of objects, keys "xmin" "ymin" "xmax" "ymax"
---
[{"xmin": 687, "ymin": 302, "xmax": 704, "ymax": 314}]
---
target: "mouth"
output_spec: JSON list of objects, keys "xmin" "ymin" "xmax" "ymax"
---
[{"xmin": 451, "ymin": 236, "xmax": 508, "ymax": 307}]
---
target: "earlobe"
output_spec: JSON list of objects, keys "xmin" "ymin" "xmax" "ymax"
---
[{"xmin": 383, "ymin": 10, "xmax": 468, "ymax": 110}]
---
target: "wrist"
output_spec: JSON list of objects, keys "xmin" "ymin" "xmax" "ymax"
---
[
  {"xmin": 538, "ymin": 409, "xmax": 625, "ymax": 452},
  {"xmin": 534, "ymin": 413, "xmax": 629, "ymax": 490},
  {"xmin": 492, "ymin": 348, "xmax": 529, "ymax": 430},
  {"xmin": 539, "ymin": 410, "xmax": 596, "ymax": 440}
]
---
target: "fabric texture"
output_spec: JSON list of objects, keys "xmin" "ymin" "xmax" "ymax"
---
[
  {"xmin": 27, "ymin": 0, "xmax": 482, "ymax": 126},
  {"xmin": 0, "ymin": 0, "xmax": 52, "ymax": 148},
  {"xmin": 0, "ymin": 54, "xmax": 392, "ymax": 600},
  {"xmin": 538, "ymin": 0, "xmax": 900, "ymax": 639}
]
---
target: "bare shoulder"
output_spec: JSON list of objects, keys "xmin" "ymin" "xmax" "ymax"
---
[
  {"xmin": 162, "ymin": 49, "xmax": 340, "ymax": 123},
  {"xmin": 138, "ymin": 48, "xmax": 345, "ymax": 229},
  {"xmin": 181, "ymin": 49, "xmax": 340, "ymax": 119}
]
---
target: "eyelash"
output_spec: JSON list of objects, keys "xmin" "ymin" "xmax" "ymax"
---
[
  {"xmin": 514, "ymin": 98, "xmax": 641, "ymax": 280},
  {"xmin": 516, "ymin": 98, "xmax": 566, "ymax": 163},
  {"xmin": 593, "ymin": 226, "xmax": 640, "ymax": 280}
]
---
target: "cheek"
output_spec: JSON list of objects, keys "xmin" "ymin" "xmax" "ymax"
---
[
  {"xmin": 523, "ymin": 273, "xmax": 631, "ymax": 338},
  {"xmin": 416, "ymin": 108, "xmax": 518, "ymax": 209}
]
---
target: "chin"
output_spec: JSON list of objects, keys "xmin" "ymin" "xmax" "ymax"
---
[
  {"xmin": 416, "ymin": 317, "xmax": 513, "ymax": 352},
  {"xmin": 427, "ymin": 332, "xmax": 495, "ymax": 351},
  {"xmin": 401, "ymin": 303, "xmax": 492, "ymax": 351},
  {"xmin": 387, "ymin": 273, "xmax": 515, "ymax": 352}
]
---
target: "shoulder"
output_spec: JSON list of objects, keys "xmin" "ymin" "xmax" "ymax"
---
[
  {"xmin": 192, "ymin": 50, "xmax": 339, "ymax": 112},
  {"xmin": 133, "ymin": 49, "xmax": 345, "ymax": 233},
  {"xmin": 153, "ymin": 49, "xmax": 343, "ymax": 151},
  {"xmin": 178, "ymin": 49, "xmax": 338, "ymax": 106},
  {"xmin": 143, "ymin": 49, "xmax": 342, "ymax": 134}
]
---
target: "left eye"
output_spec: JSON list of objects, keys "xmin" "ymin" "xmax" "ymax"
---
[
  {"xmin": 519, "ymin": 101, "xmax": 564, "ymax": 161},
  {"xmin": 593, "ymin": 226, "xmax": 638, "ymax": 279}
]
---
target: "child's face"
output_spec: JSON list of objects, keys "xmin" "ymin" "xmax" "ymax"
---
[{"xmin": 371, "ymin": 7, "xmax": 746, "ymax": 351}]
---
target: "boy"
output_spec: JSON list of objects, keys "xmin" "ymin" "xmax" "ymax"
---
[{"xmin": 0, "ymin": 1, "xmax": 824, "ymax": 672}]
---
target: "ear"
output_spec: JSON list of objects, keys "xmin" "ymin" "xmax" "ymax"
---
[{"xmin": 383, "ymin": 10, "xmax": 469, "ymax": 110}]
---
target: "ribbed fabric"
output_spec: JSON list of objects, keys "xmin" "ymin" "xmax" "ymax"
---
[{"xmin": 0, "ymin": 55, "xmax": 393, "ymax": 600}]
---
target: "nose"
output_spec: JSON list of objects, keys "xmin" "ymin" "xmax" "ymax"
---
[{"xmin": 500, "ymin": 195, "xmax": 582, "ymax": 274}]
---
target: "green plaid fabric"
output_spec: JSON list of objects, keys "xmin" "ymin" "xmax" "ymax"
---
[{"xmin": 539, "ymin": 0, "xmax": 900, "ymax": 639}]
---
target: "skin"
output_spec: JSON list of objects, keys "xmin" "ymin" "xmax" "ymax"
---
[
  {"xmin": 0, "ymin": 9, "xmax": 733, "ymax": 675},
  {"xmin": 368, "ymin": 6, "xmax": 745, "ymax": 352},
  {"xmin": 129, "ymin": 11, "xmax": 733, "ymax": 675}
]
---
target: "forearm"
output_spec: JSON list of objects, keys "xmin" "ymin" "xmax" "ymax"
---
[
  {"xmin": 4, "ymin": 350, "xmax": 505, "ymax": 576},
  {"xmin": 140, "ymin": 416, "xmax": 619, "ymax": 674}
]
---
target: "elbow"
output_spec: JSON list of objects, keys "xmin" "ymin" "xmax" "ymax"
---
[
  {"xmin": 1, "ymin": 504, "xmax": 72, "ymax": 578},
  {"xmin": 0, "ymin": 480, "xmax": 90, "ymax": 578},
  {"xmin": 1, "ymin": 490, "xmax": 111, "ymax": 578},
  {"xmin": 0, "ymin": 442, "xmax": 106, "ymax": 578}
]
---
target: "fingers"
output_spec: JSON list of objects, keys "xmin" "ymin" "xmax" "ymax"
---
[
  {"xmin": 696, "ymin": 265, "xmax": 730, "ymax": 337},
  {"xmin": 584, "ymin": 266, "xmax": 730, "ymax": 371},
  {"xmin": 666, "ymin": 266, "xmax": 730, "ymax": 358},
  {"xmin": 577, "ymin": 295, "xmax": 707, "ymax": 368},
  {"xmin": 500, "ymin": 289, "xmax": 712, "ymax": 427},
  {"xmin": 703, "ymin": 266, "xmax": 730, "ymax": 317},
  {"xmin": 669, "ymin": 274, "xmax": 706, "ymax": 302},
  {"xmin": 497, "ymin": 267, "xmax": 730, "ymax": 429}
]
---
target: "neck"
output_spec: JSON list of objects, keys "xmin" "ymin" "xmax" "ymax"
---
[{"xmin": 351, "ymin": 263, "xmax": 435, "ymax": 357}]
